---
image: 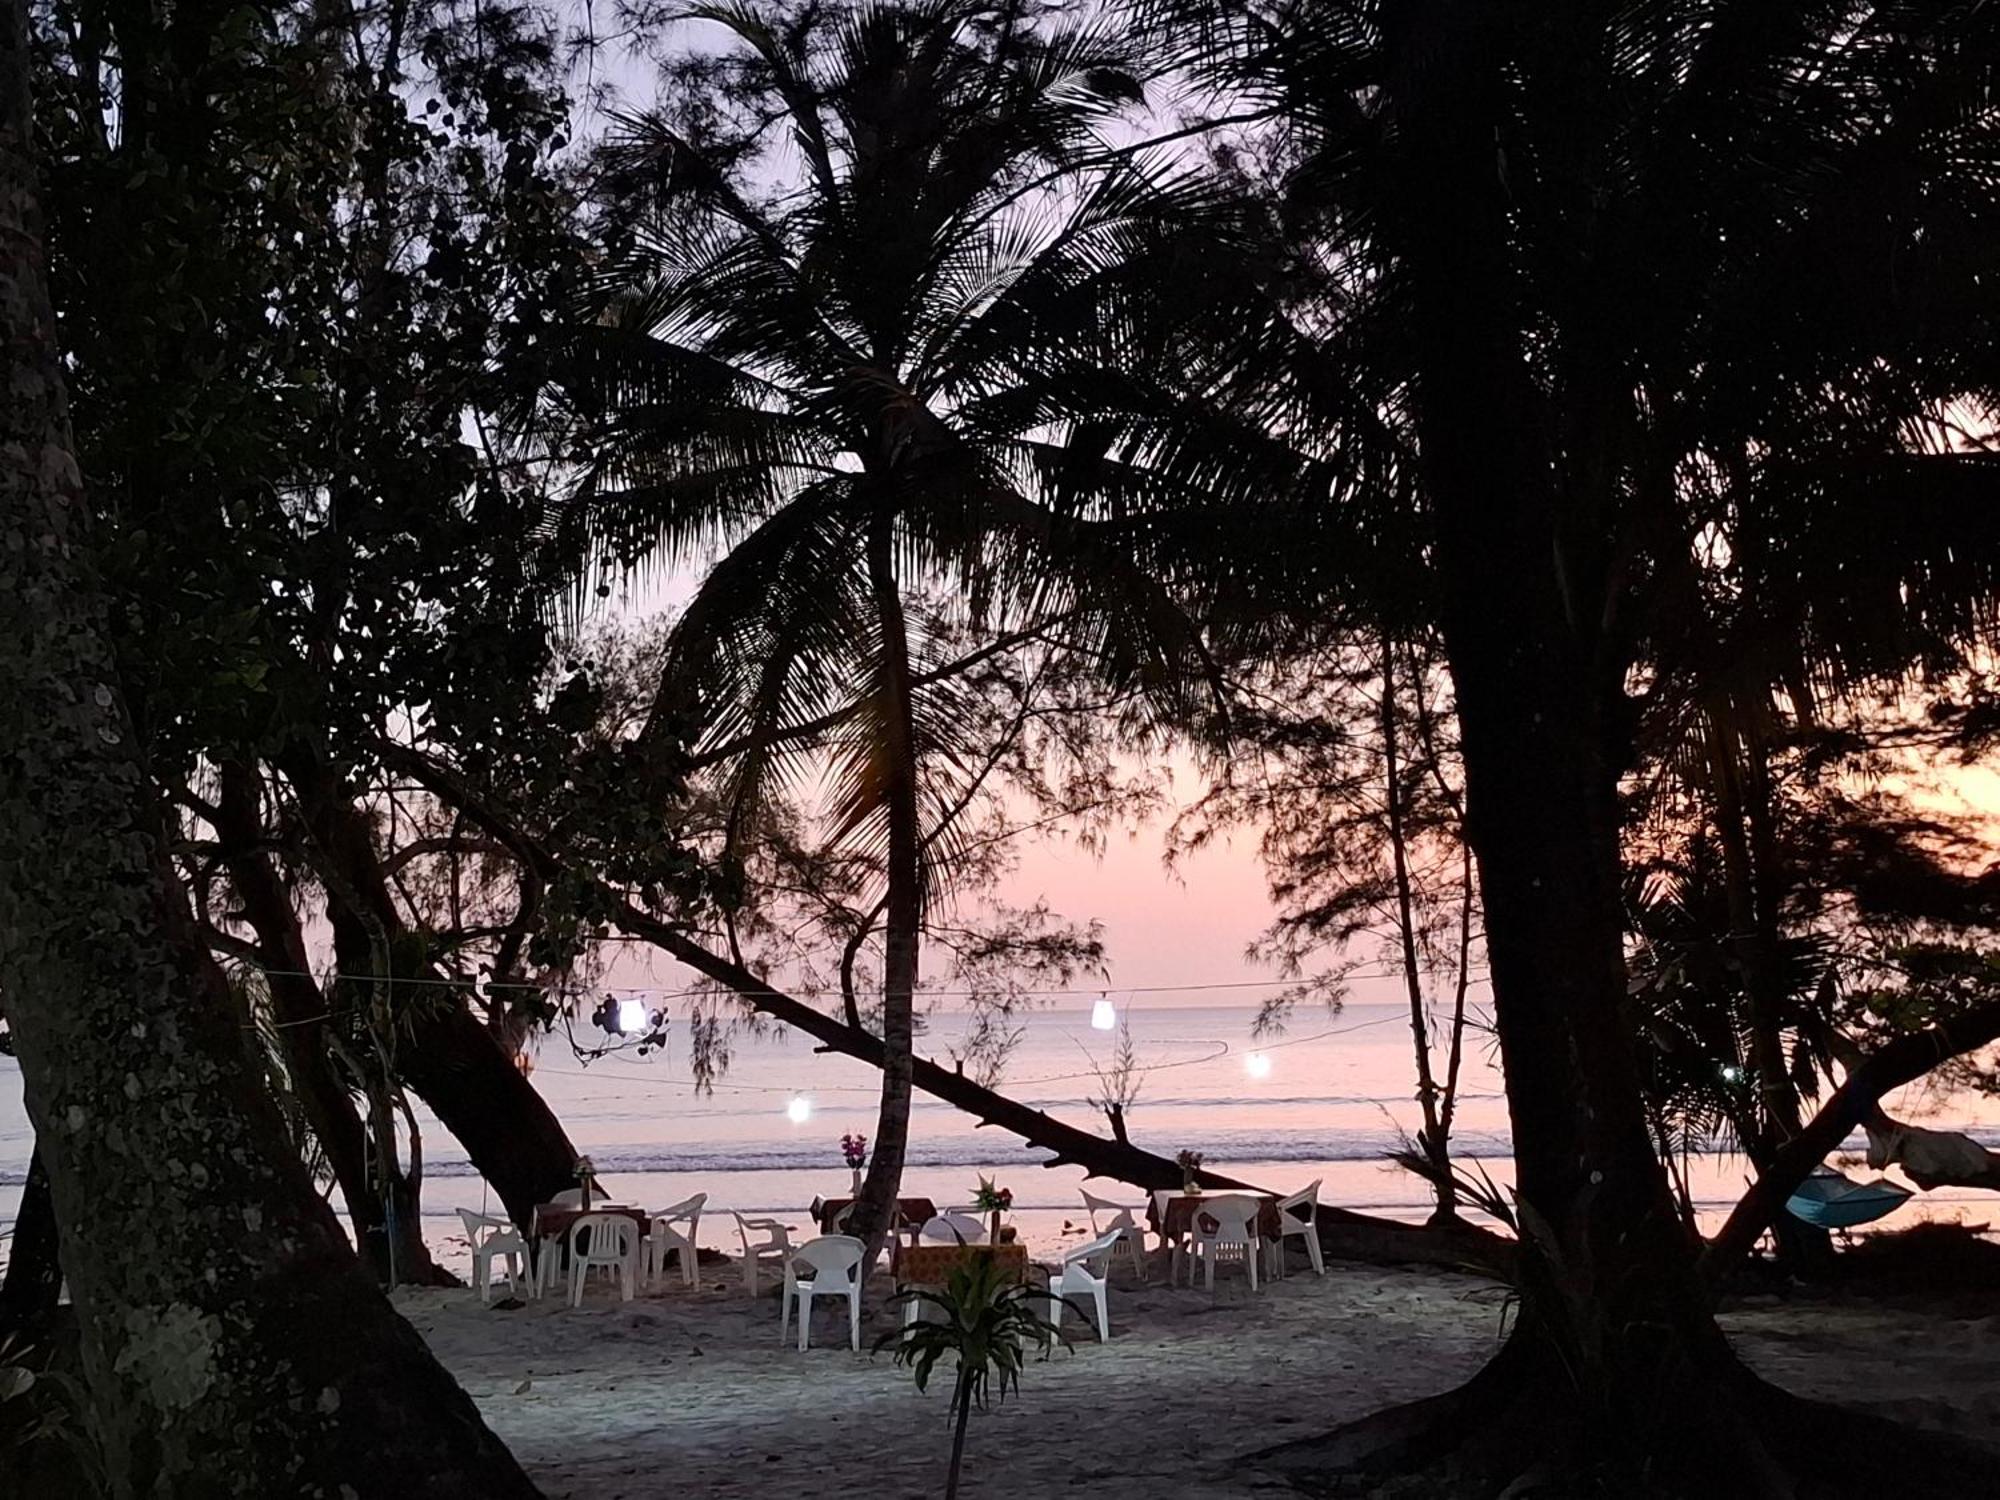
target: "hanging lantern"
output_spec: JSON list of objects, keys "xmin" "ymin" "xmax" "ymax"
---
[
  {"xmin": 1090, "ymin": 998, "xmax": 1117, "ymax": 1031},
  {"xmin": 786, "ymin": 1095, "xmax": 814, "ymax": 1124},
  {"xmin": 1245, "ymin": 1051, "xmax": 1273, "ymax": 1080},
  {"xmin": 616, "ymin": 998, "xmax": 648, "ymax": 1036}
]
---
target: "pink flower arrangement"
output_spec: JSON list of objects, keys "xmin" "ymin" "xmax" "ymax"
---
[{"xmin": 840, "ymin": 1132, "xmax": 868, "ymax": 1169}]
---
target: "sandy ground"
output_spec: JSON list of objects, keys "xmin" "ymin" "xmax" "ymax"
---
[{"xmin": 401, "ymin": 1252, "xmax": 1999, "ymax": 1500}]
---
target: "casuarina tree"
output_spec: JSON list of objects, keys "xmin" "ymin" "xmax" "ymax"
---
[{"xmin": 1145, "ymin": 1, "xmax": 2000, "ymax": 1490}]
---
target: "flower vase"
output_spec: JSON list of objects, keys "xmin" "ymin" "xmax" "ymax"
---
[
  {"xmin": 1182, "ymin": 1172, "xmax": 1198, "ymax": 1195},
  {"xmin": 988, "ymin": 1209, "xmax": 1002, "ymax": 1246},
  {"xmin": 850, "ymin": 1168, "xmax": 863, "ymax": 1195},
  {"xmin": 580, "ymin": 1177, "xmax": 594, "ymax": 1212}
]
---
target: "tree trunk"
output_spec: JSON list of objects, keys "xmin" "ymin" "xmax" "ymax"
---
[
  {"xmin": 1379, "ymin": 637, "xmax": 1456, "ymax": 1221},
  {"xmin": 0, "ymin": 1146, "xmax": 63, "ymax": 1337},
  {"xmin": 1353, "ymin": 5, "xmax": 1772, "ymax": 1485},
  {"xmin": 1704, "ymin": 708, "xmax": 1831, "ymax": 1274},
  {"xmin": 845, "ymin": 514, "xmax": 921, "ymax": 1270},
  {"xmin": 1704, "ymin": 993, "xmax": 2000, "ymax": 1281},
  {"xmin": 284, "ymin": 752, "xmax": 579, "ymax": 1233},
  {"xmin": 213, "ymin": 760, "xmax": 451, "ymax": 1284},
  {"xmin": 608, "ymin": 898, "xmax": 1517, "ymax": 1274},
  {"xmin": 0, "ymin": 14, "xmax": 540, "ymax": 1488}
]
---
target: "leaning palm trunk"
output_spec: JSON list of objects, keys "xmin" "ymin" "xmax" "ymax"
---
[
  {"xmin": 845, "ymin": 516, "xmax": 923, "ymax": 1271},
  {"xmin": 213, "ymin": 759, "xmax": 451, "ymax": 1284},
  {"xmin": 0, "ymin": 15, "xmax": 539, "ymax": 1489},
  {"xmin": 283, "ymin": 750, "xmax": 581, "ymax": 1235}
]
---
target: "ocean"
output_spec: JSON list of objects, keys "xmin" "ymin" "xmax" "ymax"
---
[{"xmin": 4, "ymin": 999, "xmax": 1995, "ymax": 1275}]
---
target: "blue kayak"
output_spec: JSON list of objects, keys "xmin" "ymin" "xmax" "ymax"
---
[{"xmin": 1784, "ymin": 1166, "xmax": 1911, "ymax": 1229}]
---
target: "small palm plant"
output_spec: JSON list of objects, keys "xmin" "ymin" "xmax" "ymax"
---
[{"xmin": 875, "ymin": 1255, "xmax": 1067, "ymax": 1499}]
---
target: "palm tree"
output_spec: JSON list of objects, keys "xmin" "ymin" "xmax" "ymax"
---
[
  {"xmin": 1143, "ymin": 0, "xmax": 2000, "ymax": 1488},
  {"xmin": 540, "ymin": 0, "xmax": 1235, "ymax": 1263}
]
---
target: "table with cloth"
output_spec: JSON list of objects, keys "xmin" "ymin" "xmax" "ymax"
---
[
  {"xmin": 890, "ymin": 1239, "xmax": 1033, "ymax": 1286},
  {"xmin": 810, "ymin": 1195, "xmax": 939, "ymax": 1243}
]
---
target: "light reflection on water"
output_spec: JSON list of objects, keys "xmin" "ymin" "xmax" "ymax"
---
[{"xmin": 3, "ymin": 1002, "xmax": 1995, "ymax": 1274}]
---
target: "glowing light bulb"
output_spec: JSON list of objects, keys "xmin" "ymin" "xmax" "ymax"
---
[
  {"xmin": 1245, "ymin": 1051, "xmax": 1273, "ymax": 1080},
  {"xmin": 1090, "ymin": 998, "xmax": 1117, "ymax": 1031},
  {"xmin": 615, "ymin": 998, "xmax": 648, "ymax": 1036},
  {"xmin": 786, "ymin": 1095, "xmax": 813, "ymax": 1124}
]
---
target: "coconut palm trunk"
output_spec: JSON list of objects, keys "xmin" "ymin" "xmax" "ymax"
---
[
  {"xmin": 845, "ymin": 513, "xmax": 923, "ymax": 1269},
  {"xmin": 0, "ymin": 6, "xmax": 540, "ymax": 1487}
]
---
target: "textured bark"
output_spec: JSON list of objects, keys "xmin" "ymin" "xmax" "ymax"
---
[
  {"xmin": 0, "ymin": 11, "xmax": 539, "ymax": 1491},
  {"xmin": 213, "ymin": 760, "xmax": 449, "ymax": 1284},
  {"xmin": 284, "ymin": 753, "xmax": 579, "ymax": 1233},
  {"xmin": 0, "ymin": 1146, "xmax": 62, "ymax": 1336},
  {"xmin": 843, "ymin": 515, "xmax": 921, "ymax": 1269}
]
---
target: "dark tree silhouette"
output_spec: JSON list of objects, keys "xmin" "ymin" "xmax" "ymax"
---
[
  {"xmin": 0, "ymin": 5, "xmax": 540, "ymax": 1487},
  {"xmin": 1145, "ymin": 1, "xmax": 2000, "ymax": 1489},
  {"xmin": 536, "ymin": 0, "xmax": 1233, "ymax": 1266}
]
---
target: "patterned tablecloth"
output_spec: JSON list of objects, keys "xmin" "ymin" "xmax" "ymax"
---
[
  {"xmin": 891, "ymin": 1240, "xmax": 1032, "ymax": 1286},
  {"xmin": 1149, "ymin": 1190, "xmax": 1283, "ymax": 1242}
]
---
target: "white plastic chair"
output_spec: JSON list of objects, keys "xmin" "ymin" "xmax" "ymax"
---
[
  {"xmin": 733, "ymin": 1211, "xmax": 796, "ymax": 1295},
  {"xmin": 780, "ymin": 1235, "xmax": 865, "ymax": 1351},
  {"xmin": 457, "ymin": 1209, "xmax": 529, "ymax": 1303},
  {"xmin": 567, "ymin": 1213, "xmax": 640, "ymax": 1306},
  {"xmin": 1048, "ymin": 1230, "xmax": 1122, "ymax": 1341},
  {"xmin": 1270, "ymin": 1179, "xmax": 1325, "ymax": 1278},
  {"xmin": 1080, "ymin": 1189, "xmax": 1149, "ymax": 1282},
  {"xmin": 647, "ymin": 1193, "xmax": 707, "ymax": 1290},
  {"xmin": 1189, "ymin": 1194, "xmax": 1263, "ymax": 1292}
]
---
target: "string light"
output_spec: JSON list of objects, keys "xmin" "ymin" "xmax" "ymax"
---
[
  {"xmin": 1245, "ymin": 1051, "xmax": 1273, "ymax": 1080},
  {"xmin": 786, "ymin": 1095, "xmax": 814, "ymax": 1124},
  {"xmin": 1090, "ymin": 997, "xmax": 1117, "ymax": 1031},
  {"xmin": 615, "ymin": 998, "xmax": 648, "ymax": 1035}
]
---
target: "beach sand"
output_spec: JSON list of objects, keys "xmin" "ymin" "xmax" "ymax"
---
[{"xmin": 402, "ymin": 1251, "xmax": 1999, "ymax": 1499}]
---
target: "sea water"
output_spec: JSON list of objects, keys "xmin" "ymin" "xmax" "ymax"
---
[{"xmin": 3, "ymin": 1000, "xmax": 1995, "ymax": 1276}]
